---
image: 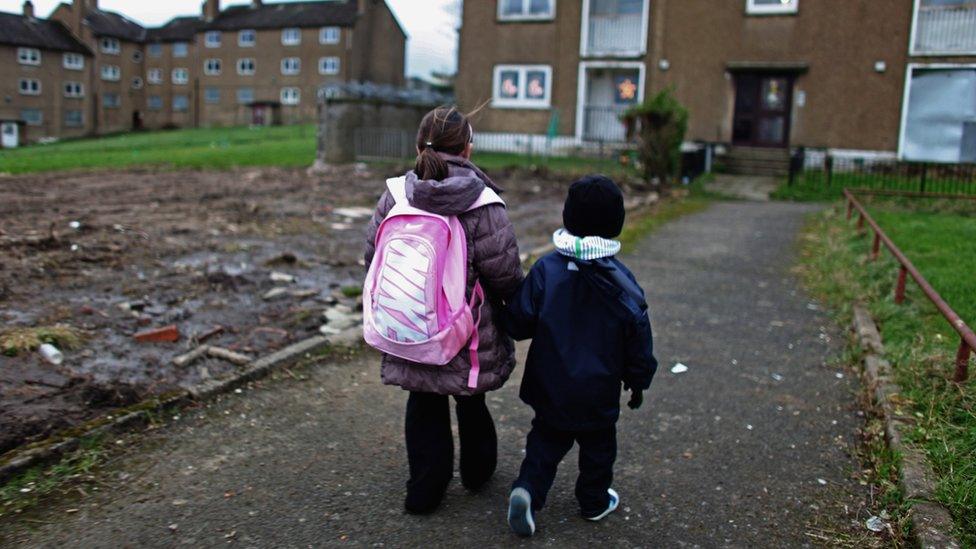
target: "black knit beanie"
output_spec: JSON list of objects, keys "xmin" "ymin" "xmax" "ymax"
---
[{"xmin": 562, "ymin": 175, "xmax": 625, "ymax": 239}]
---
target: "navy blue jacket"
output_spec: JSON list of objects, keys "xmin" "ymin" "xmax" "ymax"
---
[{"xmin": 504, "ymin": 252, "xmax": 657, "ymax": 431}]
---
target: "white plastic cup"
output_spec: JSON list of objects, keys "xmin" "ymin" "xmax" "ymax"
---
[{"xmin": 39, "ymin": 344, "xmax": 64, "ymax": 366}]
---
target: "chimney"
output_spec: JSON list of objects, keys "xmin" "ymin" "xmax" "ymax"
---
[
  {"xmin": 203, "ymin": 0, "xmax": 220, "ymax": 21},
  {"xmin": 251, "ymin": 0, "xmax": 262, "ymax": 7},
  {"xmin": 22, "ymin": 0, "xmax": 34, "ymax": 18}
]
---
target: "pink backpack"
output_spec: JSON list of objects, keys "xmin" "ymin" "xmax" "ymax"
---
[{"xmin": 363, "ymin": 177, "xmax": 504, "ymax": 389}]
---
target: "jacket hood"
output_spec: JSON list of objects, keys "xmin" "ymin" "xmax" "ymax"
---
[{"xmin": 404, "ymin": 153, "xmax": 503, "ymax": 216}]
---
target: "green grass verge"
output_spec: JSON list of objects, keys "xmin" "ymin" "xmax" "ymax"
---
[
  {"xmin": 773, "ymin": 170, "xmax": 976, "ymax": 203},
  {"xmin": 798, "ymin": 199, "xmax": 976, "ymax": 546}
]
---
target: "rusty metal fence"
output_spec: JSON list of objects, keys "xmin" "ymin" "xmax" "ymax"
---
[{"xmin": 844, "ymin": 189, "xmax": 975, "ymax": 382}]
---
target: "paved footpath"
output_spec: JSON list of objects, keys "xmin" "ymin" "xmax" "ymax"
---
[{"xmin": 2, "ymin": 202, "xmax": 872, "ymax": 547}]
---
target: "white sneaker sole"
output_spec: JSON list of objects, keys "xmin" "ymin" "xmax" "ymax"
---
[
  {"xmin": 508, "ymin": 488, "xmax": 536, "ymax": 537},
  {"xmin": 585, "ymin": 488, "xmax": 620, "ymax": 522}
]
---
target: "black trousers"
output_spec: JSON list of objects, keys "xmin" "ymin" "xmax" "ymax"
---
[
  {"xmin": 404, "ymin": 391, "xmax": 497, "ymax": 513},
  {"xmin": 513, "ymin": 417, "xmax": 617, "ymax": 517}
]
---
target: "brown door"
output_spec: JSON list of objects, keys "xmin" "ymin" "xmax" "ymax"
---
[
  {"xmin": 252, "ymin": 105, "xmax": 266, "ymax": 126},
  {"xmin": 732, "ymin": 73, "xmax": 794, "ymax": 148}
]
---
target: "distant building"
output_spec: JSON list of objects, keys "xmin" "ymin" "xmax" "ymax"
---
[
  {"xmin": 1, "ymin": 0, "xmax": 406, "ymax": 145},
  {"xmin": 457, "ymin": 0, "xmax": 976, "ymax": 164}
]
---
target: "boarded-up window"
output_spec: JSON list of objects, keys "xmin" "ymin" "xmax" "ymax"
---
[{"xmin": 903, "ymin": 68, "xmax": 976, "ymax": 162}]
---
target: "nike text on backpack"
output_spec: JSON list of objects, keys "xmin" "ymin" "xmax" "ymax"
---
[{"xmin": 363, "ymin": 177, "xmax": 504, "ymax": 389}]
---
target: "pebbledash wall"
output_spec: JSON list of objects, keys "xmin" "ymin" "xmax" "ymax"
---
[
  {"xmin": 457, "ymin": 0, "xmax": 976, "ymax": 163},
  {"xmin": 1, "ymin": 0, "xmax": 405, "ymax": 144}
]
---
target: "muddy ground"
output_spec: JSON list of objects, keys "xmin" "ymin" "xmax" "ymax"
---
[{"xmin": 0, "ymin": 165, "xmax": 568, "ymax": 456}]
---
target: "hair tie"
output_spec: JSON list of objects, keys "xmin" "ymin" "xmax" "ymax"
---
[{"xmin": 425, "ymin": 141, "xmax": 433, "ymax": 147}]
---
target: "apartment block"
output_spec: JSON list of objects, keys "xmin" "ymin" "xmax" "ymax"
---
[
  {"xmin": 1, "ymin": 0, "xmax": 406, "ymax": 146},
  {"xmin": 457, "ymin": 0, "xmax": 976, "ymax": 163}
]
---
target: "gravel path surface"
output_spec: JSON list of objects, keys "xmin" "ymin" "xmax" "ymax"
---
[{"xmin": 2, "ymin": 201, "xmax": 871, "ymax": 547}]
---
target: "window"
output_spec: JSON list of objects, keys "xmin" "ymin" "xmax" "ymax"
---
[
  {"xmin": 102, "ymin": 93, "xmax": 121, "ymax": 108},
  {"xmin": 319, "ymin": 56, "xmax": 340, "ymax": 75},
  {"xmin": 280, "ymin": 87, "xmax": 301, "ymax": 105},
  {"xmin": 746, "ymin": 0, "xmax": 798, "ymax": 15},
  {"xmin": 239, "ymin": 29, "xmax": 256, "ymax": 47},
  {"xmin": 21, "ymin": 109, "xmax": 43, "ymax": 126},
  {"xmin": 64, "ymin": 109, "xmax": 84, "ymax": 127},
  {"xmin": 492, "ymin": 65, "xmax": 552, "ymax": 108},
  {"xmin": 18, "ymin": 78, "xmax": 41, "ymax": 95},
  {"xmin": 281, "ymin": 57, "xmax": 301, "ymax": 75},
  {"xmin": 237, "ymin": 87, "xmax": 254, "ymax": 104},
  {"xmin": 205, "ymin": 87, "xmax": 221, "ymax": 104},
  {"xmin": 131, "ymin": 77, "xmax": 144, "ymax": 89},
  {"xmin": 100, "ymin": 37, "xmax": 121, "ymax": 54},
  {"xmin": 173, "ymin": 94, "xmax": 189, "ymax": 112},
  {"xmin": 64, "ymin": 81, "xmax": 85, "ymax": 98},
  {"xmin": 63, "ymin": 53, "xmax": 84, "ymax": 70},
  {"xmin": 172, "ymin": 68, "xmax": 189, "ymax": 85},
  {"xmin": 205, "ymin": 31, "xmax": 222, "ymax": 48},
  {"xmin": 148, "ymin": 95, "xmax": 163, "ymax": 111},
  {"xmin": 320, "ymin": 26, "xmax": 341, "ymax": 44},
  {"xmin": 204, "ymin": 58, "xmax": 222, "ymax": 75},
  {"xmin": 498, "ymin": 0, "xmax": 555, "ymax": 20},
  {"xmin": 173, "ymin": 42, "xmax": 189, "ymax": 57},
  {"xmin": 237, "ymin": 58, "xmax": 256, "ymax": 75},
  {"xmin": 913, "ymin": 0, "xmax": 976, "ymax": 55},
  {"xmin": 902, "ymin": 67, "xmax": 976, "ymax": 162},
  {"xmin": 101, "ymin": 64, "xmax": 121, "ymax": 81},
  {"xmin": 148, "ymin": 68, "xmax": 163, "ymax": 84},
  {"xmin": 18, "ymin": 47, "xmax": 41, "ymax": 65},
  {"xmin": 282, "ymin": 28, "xmax": 302, "ymax": 46},
  {"xmin": 148, "ymin": 43, "xmax": 163, "ymax": 58}
]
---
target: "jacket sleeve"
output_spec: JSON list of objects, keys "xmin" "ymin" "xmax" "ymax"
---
[
  {"xmin": 623, "ymin": 310, "xmax": 657, "ymax": 391},
  {"xmin": 502, "ymin": 262, "xmax": 544, "ymax": 341},
  {"xmin": 363, "ymin": 190, "xmax": 396, "ymax": 269},
  {"xmin": 470, "ymin": 203, "xmax": 524, "ymax": 301}
]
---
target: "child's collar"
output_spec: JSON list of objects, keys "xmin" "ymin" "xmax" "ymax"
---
[{"xmin": 552, "ymin": 228, "xmax": 621, "ymax": 261}]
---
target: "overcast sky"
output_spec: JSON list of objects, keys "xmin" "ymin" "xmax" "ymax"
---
[{"xmin": 0, "ymin": 0, "xmax": 459, "ymax": 78}]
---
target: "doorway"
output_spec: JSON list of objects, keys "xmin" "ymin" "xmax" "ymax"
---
[
  {"xmin": 732, "ymin": 73, "xmax": 794, "ymax": 148},
  {"xmin": 1, "ymin": 122, "xmax": 19, "ymax": 149},
  {"xmin": 132, "ymin": 110, "xmax": 143, "ymax": 130}
]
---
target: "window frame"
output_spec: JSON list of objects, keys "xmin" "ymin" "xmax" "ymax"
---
[
  {"xmin": 63, "ymin": 81, "xmax": 85, "ymax": 98},
  {"xmin": 497, "ymin": 0, "xmax": 556, "ymax": 21},
  {"xmin": 237, "ymin": 57, "xmax": 256, "ymax": 76},
  {"xmin": 100, "ymin": 64, "xmax": 121, "ymax": 81},
  {"xmin": 281, "ymin": 57, "xmax": 301, "ymax": 75},
  {"xmin": 237, "ymin": 87, "xmax": 255, "ymax": 105},
  {"xmin": 280, "ymin": 86, "xmax": 301, "ymax": 105},
  {"xmin": 102, "ymin": 93, "xmax": 121, "ymax": 108},
  {"xmin": 147, "ymin": 68, "xmax": 163, "ymax": 84},
  {"xmin": 491, "ymin": 64, "xmax": 553, "ymax": 109},
  {"xmin": 148, "ymin": 95, "xmax": 163, "ymax": 111},
  {"xmin": 173, "ymin": 41, "xmax": 189, "ymax": 58},
  {"xmin": 148, "ymin": 43, "xmax": 163, "ymax": 58},
  {"xmin": 20, "ymin": 108, "xmax": 43, "ymax": 127},
  {"xmin": 63, "ymin": 52, "xmax": 85, "ymax": 70},
  {"xmin": 205, "ymin": 87, "xmax": 221, "ymax": 104},
  {"xmin": 172, "ymin": 68, "xmax": 190, "ymax": 85},
  {"xmin": 100, "ymin": 37, "xmax": 121, "ymax": 55},
  {"xmin": 173, "ymin": 94, "xmax": 190, "ymax": 112},
  {"xmin": 745, "ymin": 0, "xmax": 799, "ymax": 15},
  {"xmin": 204, "ymin": 58, "xmax": 222, "ymax": 76},
  {"xmin": 17, "ymin": 47, "xmax": 41, "ymax": 66},
  {"xmin": 205, "ymin": 31, "xmax": 222, "ymax": 48},
  {"xmin": 239, "ymin": 29, "xmax": 257, "ymax": 47},
  {"xmin": 281, "ymin": 28, "xmax": 302, "ymax": 46},
  {"xmin": 64, "ymin": 109, "xmax": 84, "ymax": 127},
  {"xmin": 318, "ymin": 56, "xmax": 341, "ymax": 75},
  {"xmin": 18, "ymin": 78, "xmax": 41, "ymax": 96},
  {"xmin": 320, "ymin": 26, "xmax": 341, "ymax": 44}
]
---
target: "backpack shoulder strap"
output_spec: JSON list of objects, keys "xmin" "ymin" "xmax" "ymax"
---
[
  {"xmin": 386, "ymin": 177, "xmax": 408, "ymax": 205},
  {"xmin": 466, "ymin": 186, "xmax": 505, "ymax": 212}
]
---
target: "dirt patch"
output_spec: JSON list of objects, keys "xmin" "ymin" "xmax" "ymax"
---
[{"xmin": 0, "ymin": 165, "xmax": 570, "ymax": 456}]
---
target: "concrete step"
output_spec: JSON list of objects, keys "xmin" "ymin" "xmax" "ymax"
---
[{"xmin": 727, "ymin": 146, "xmax": 791, "ymax": 161}]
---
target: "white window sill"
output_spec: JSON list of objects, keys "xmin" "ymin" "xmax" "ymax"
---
[
  {"xmin": 745, "ymin": 7, "xmax": 798, "ymax": 15},
  {"xmin": 497, "ymin": 14, "xmax": 555, "ymax": 22},
  {"xmin": 910, "ymin": 49, "xmax": 976, "ymax": 57},
  {"xmin": 491, "ymin": 99, "xmax": 551, "ymax": 110}
]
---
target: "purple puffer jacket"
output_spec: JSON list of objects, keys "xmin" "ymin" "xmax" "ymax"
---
[{"xmin": 364, "ymin": 154, "xmax": 524, "ymax": 396}]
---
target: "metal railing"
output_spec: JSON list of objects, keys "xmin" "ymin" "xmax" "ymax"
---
[
  {"xmin": 844, "ymin": 189, "xmax": 975, "ymax": 382},
  {"xmin": 789, "ymin": 153, "xmax": 976, "ymax": 197},
  {"xmin": 582, "ymin": 105, "xmax": 629, "ymax": 143},
  {"xmin": 914, "ymin": 1, "xmax": 976, "ymax": 54},
  {"xmin": 353, "ymin": 128, "xmax": 414, "ymax": 161}
]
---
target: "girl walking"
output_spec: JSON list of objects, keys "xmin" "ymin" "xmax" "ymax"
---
[{"xmin": 363, "ymin": 106, "xmax": 523, "ymax": 514}]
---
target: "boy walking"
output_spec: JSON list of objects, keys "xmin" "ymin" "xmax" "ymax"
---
[{"xmin": 504, "ymin": 175, "xmax": 658, "ymax": 536}]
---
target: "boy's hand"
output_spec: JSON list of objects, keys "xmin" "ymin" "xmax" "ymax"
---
[{"xmin": 627, "ymin": 390, "xmax": 643, "ymax": 410}]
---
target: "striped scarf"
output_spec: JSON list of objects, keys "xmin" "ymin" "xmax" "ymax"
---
[{"xmin": 552, "ymin": 228, "xmax": 621, "ymax": 260}]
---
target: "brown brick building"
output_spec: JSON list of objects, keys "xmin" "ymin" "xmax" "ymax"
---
[
  {"xmin": 457, "ymin": 0, "xmax": 976, "ymax": 163},
  {"xmin": 1, "ymin": 0, "xmax": 405, "ymax": 146}
]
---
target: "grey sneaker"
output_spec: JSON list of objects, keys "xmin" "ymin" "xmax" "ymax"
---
[
  {"xmin": 584, "ymin": 488, "xmax": 620, "ymax": 521},
  {"xmin": 508, "ymin": 488, "xmax": 536, "ymax": 537}
]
